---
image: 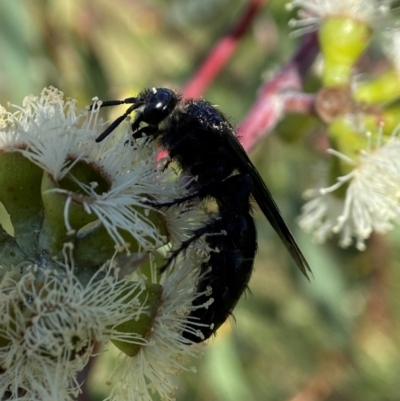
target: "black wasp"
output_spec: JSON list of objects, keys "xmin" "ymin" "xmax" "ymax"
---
[{"xmin": 92, "ymin": 87, "xmax": 311, "ymax": 343}]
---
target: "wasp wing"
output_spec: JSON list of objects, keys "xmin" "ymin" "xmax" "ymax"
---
[{"xmin": 221, "ymin": 129, "xmax": 311, "ymax": 279}]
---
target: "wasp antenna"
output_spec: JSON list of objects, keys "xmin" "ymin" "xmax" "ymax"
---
[
  {"xmin": 95, "ymin": 102, "xmax": 141, "ymax": 142},
  {"xmin": 100, "ymin": 97, "xmax": 138, "ymax": 108},
  {"xmin": 95, "ymin": 115, "xmax": 127, "ymax": 142}
]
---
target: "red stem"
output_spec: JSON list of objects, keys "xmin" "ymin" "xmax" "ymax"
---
[
  {"xmin": 281, "ymin": 92, "xmax": 315, "ymax": 114},
  {"xmin": 239, "ymin": 32, "xmax": 319, "ymax": 151},
  {"xmin": 182, "ymin": 0, "xmax": 266, "ymax": 99}
]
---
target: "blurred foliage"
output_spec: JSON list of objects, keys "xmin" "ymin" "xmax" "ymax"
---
[{"xmin": 1, "ymin": 0, "xmax": 400, "ymax": 401}]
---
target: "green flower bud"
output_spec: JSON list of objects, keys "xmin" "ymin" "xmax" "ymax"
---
[
  {"xmin": 319, "ymin": 17, "xmax": 371, "ymax": 87},
  {"xmin": 355, "ymin": 69, "xmax": 400, "ymax": 105}
]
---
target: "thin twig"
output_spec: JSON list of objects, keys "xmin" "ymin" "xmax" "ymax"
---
[
  {"xmin": 238, "ymin": 32, "xmax": 319, "ymax": 151},
  {"xmin": 182, "ymin": 0, "xmax": 266, "ymax": 98}
]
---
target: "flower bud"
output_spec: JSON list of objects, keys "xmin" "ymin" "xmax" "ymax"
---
[{"xmin": 319, "ymin": 17, "xmax": 371, "ymax": 86}]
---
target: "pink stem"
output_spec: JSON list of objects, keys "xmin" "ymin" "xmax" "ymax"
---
[
  {"xmin": 281, "ymin": 91, "xmax": 315, "ymax": 114},
  {"xmin": 239, "ymin": 32, "xmax": 319, "ymax": 151},
  {"xmin": 182, "ymin": 0, "xmax": 266, "ymax": 99}
]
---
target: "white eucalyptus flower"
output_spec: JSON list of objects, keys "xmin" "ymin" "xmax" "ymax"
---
[
  {"xmin": 299, "ymin": 131, "xmax": 400, "ymax": 250},
  {"xmin": 0, "ymin": 87, "xmax": 211, "ymax": 401},
  {"xmin": 287, "ymin": 0, "xmax": 393, "ymax": 35},
  {"xmin": 383, "ymin": 29, "xmax": 400, "ymax": 73}
]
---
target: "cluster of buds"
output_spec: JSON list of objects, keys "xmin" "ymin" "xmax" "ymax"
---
[
  {"xmin": 288, "ymin": 0, "xmax": 400, "ymax": 250},
  {"xmin": 0, "ymin": 87, "xmax": 210, "ymax": 401}
]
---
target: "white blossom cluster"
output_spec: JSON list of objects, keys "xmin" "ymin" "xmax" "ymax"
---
[{"xmin": 0, "ymin": 87, "xmax": 210, "ymax": 401}]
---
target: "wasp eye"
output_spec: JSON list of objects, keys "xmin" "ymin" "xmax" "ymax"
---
[{"xmin": 141, "ymin": 89, "xmax": 177, "ymax": 125}]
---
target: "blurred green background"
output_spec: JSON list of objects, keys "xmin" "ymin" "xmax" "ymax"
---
[{"xmin": 2, "ymin": 1, "xmax": 400, "ymax": 400}]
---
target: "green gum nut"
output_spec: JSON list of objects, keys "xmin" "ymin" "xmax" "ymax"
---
[
  {"xmin": 319, "ymin": 17, "xmax": 372, "ymax": 87},
  {"xmin": 73, "ymin": 222, "xmax": 149, "ymax": 267},
  {"xmin": 0, "ymin": 226, "xmax": 27, "ymax": 273},
  {"xmin": 381, "ymin": 106, "xmax": 400, "ymax": 134},
  {"xmin": 111, "ymin": 282, "xmax": 163, "ymax": 357},
  {"xmin": 39, "ymin": 159, "xmax": 168, "ymax": 258},
  {"xmin": 354, "ymin": 69, "xmax": 400, "ymax": 105},
  {"xmin": 39, "ymin": 171, "xmax": 100, "ymax": 255},
  {"xmin": 0, "ymin": 152, "xmax": 43, "ymax": 256}
]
